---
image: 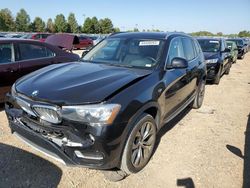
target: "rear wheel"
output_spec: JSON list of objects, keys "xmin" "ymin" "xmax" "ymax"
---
[
  {"xmin": 121, "ymin": 114, "xmax": 157, "ymax": 174},
  {"xmin": 192, "ymin": 80, "xmax": 205, "ymax": 109}
]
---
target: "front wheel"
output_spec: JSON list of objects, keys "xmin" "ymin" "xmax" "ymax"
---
[
  {"xmin": 192, "ymin": 80, "xmax": 206, "ymax": 109},
  {"xmin": 121, "ymin": 114, "xmax": 157, "ymax": 174},
  {"xmin": 225, "ymin": 62, "xmax": 232, "ymax": 75},
  {"xmin": 213, "ymin": 67, "xmax": 221, "ymax": 85}
]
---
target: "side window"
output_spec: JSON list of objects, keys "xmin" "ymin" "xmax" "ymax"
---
[
  {"xmin": 19, "ymin": 43, "xmax": 55, "ymax": 60},
  {"xmin": 167, "ymin": 37, "xmax": 185, "ymax": 64},
  {"xmin": 182, "ymin": 37, "xmax": 195, "ymax": 61},
  {"xmin": 194, "ymin": 40, "xmax": 201, "ymax": 55},
  {"xmin": 0, "ymin": 43, "xmax": 13, "ymax": 64}
]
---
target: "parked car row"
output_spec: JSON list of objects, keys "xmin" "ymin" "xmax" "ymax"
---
[
  {"xmin": 1, "ymin": 32, "xmax": 249, "ymax": 180},
  {"xmin": 1, "ymin": 32, "xmax": 108, "ymax": 50}
]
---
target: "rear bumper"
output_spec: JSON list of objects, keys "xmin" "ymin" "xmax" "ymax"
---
[{"xmin": 5, "ymin": 93, "xmax": 127, "ymax": 170}]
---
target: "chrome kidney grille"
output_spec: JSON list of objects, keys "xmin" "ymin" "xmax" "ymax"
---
[
  {"xmin": 16, "ymin": 97, "xmax": 61, "ymax": 124},
  {"xmin": 33, "ymin": 105, "xmax": 61, "ymax": 124}
]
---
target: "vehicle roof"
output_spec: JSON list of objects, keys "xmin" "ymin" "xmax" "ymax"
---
[
  {"xmin": 109, "ymin": 32, "xmax": 190, "ymax": 39},
  {"xmin": 226, "ymin": 38, "xmax": 244, "ymax": 41},
  {"xmin": 196, "ymin": 37, "xmax": 224, "ymax": 41}
]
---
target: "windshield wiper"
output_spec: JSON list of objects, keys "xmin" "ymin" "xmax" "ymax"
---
[{"xmin": 107, "ymin": 63, "xmax": 133, "ymax": 68}]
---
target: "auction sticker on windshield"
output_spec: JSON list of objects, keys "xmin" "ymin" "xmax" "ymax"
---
[
  {"xmin": 209, "ymin": 40, "xmax": 219, "ymax": 43},
  {"xmin": 139, "ymin": 41, "xmax": 160, "ymax": 46}
]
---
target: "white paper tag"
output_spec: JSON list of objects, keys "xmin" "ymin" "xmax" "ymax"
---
[
  {"xmin": 209, "ymin": 40, "xmax": 219, "ymax": 43},
  {"xmin": 139, "ymin": 41, "xmax": 160, "ymax": 46}
]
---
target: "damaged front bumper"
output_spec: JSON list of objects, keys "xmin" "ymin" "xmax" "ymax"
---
[{"xmin": 5, "ymin": 93, "xmax": 126, "ymax": 169}]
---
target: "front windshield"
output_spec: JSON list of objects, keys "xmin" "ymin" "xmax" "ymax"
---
[
  {"xmin": 198, "ymin": 39, "xmax": 221, "ymax": 52},
  {"xmin": 82, "ymin": 38, "xmax": 165, "ymax": 69}
]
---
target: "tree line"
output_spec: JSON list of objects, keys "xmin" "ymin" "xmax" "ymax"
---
[
  {"xmin": 0, "ymin": 8, "xmax": 250, "ymax": 37},
  {"xmin": 0, "ymin": 8, "xmax": 119, "ymax": 34},
  {"xmin": 190, "ymin": 30, "xmax": 250, "ymax": 37}
]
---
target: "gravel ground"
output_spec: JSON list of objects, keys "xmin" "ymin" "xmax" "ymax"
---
[{"xmin": 0, "ymin": 52, "xmax": 250, "ymax": 188}]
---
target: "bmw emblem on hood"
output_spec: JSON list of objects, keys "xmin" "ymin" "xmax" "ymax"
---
[{"xmin": 31, "ymin": 90, "xmax": 39, "ymax": 97}]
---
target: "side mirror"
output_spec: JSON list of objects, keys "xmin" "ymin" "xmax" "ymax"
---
[{"xmin": 170, "ymin": 57, "xmax": 188, "ymax": 69}]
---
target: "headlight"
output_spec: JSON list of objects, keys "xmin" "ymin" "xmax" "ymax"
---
[
  {"xmin": 61, "ymin": 104, "xmax": 121, "ymax": 126},
  {"xmin": 205, "ymin": 58, "xmax": 218, "ymax": 64}
]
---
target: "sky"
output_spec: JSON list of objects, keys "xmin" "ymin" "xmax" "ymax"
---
[{"xmin": 1, "ymin": 0, "xmax": 250, "ymax": 34}]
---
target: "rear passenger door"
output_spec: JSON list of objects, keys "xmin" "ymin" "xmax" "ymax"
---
[
  {"xmin": 0, "ymin": 43, "xmax": 19, "ymax": 102},
  {"xmin": 16, "ymin": 42, "xmax": 56, "ymax": 78},
  {"xmin": 0, "ymin": 43, "xmax": 19, "ymax": 87}
]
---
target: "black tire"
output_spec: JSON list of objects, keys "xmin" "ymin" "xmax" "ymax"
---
[
  {"xmin": 213, "ymin": 67, "xmax": 221, "ymax": 85},
  {"xmin": 225, "ymin": 62, "xmax": 232, "ymax": 75},
  {"xmin": 121, "ymin": 114, "xmax": 157, "ymax": 174},
  {"xmin": 192, "ymin": 80, "xmax": 205, "ymax": 109}
]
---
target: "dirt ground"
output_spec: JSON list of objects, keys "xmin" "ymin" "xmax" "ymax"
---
[{"xmin": 0, "ymin": 52, "xmax": 250, "ymax": 188}]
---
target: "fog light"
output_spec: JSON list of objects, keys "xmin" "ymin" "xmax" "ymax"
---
[{"xmin": 74, "ymin": 150, "xmax": 103, "ymax": 160}]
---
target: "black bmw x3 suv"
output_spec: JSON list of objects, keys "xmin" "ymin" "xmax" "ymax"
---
[
  {"xmin": 197, "ymin": 37, "xmax": 231, "ymax": 84},
  {"xmin": 5, "ymin": 32, "xmax": 206, "ymax": 175}
]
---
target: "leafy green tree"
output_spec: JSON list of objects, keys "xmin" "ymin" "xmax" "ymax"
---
[
  {"xmin": 54, "ymin": 14, "xmax": 67, "ymax": 32},
  {"xmin": 82, "ymin": 17, "xmax": 100, "ymax": 33},
  {"xmin": 238, "ymin": 30, "xmax": 250, "ymax": 37},
  {"xmin": 113, "ymin": 27, "xmax": 120, "ymax": 33},
  {"xmin": 190, "ymin": 31, "xmax": 214, "ymax": 36},
  {"xmin": 46, "ymin": 18, "xmax": 54, "ymax": 33},
  {"xmin": 0, "ymin": 8, "xmax": 15, "ymax": 31},
  {"xmin": 31, "ymin": 17, "xmax": 45, "ymax": 32},
  {"xmin": 67, "ymin": 13, "xmax": 78, "ymax": 33},
  {"xmin": 99, "ymin": 18, "xmax": 113, "ymax": 34},
  {"xmin": 216, "ymin": 32, "xmax": 223, "ymax": 36},
  {"xmin": 133, "ymin": 28, "xmax": 139, "ymax": 32},
  {"xmin": 15, "ymin": 9, "xmax": 30, "ymax": 32}
]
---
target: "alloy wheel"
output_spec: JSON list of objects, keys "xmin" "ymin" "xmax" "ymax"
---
[{"xmin": 131, "ymin": 121, "xmax": 156, "ymax": 168}]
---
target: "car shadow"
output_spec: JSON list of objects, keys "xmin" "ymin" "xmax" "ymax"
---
[
  {"xmin": 0, "ymin": 143, "xmax": 62, "ymax": 188},
  {"xmin": 0, "ymin": 103, "xmax": 4, "ymax": 112},
  {"xmin": 177, "ymin": 177, "xmax": 195, "ymax": 188},
  {"xmin": 153, "ymin": 106, "xmax": 192, "ymax": 155},
  {"xmin": 226, "ymin": 113, "xmax": 250, "ymax": 188}
]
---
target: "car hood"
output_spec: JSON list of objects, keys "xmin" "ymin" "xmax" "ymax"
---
[
  {"xmin": 203, "ymin": 52, "xmax": 220, "ymax": 60},
  {"xmin": 15, "ymin": 62, "xmax": 152, "ymax": 105}
]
